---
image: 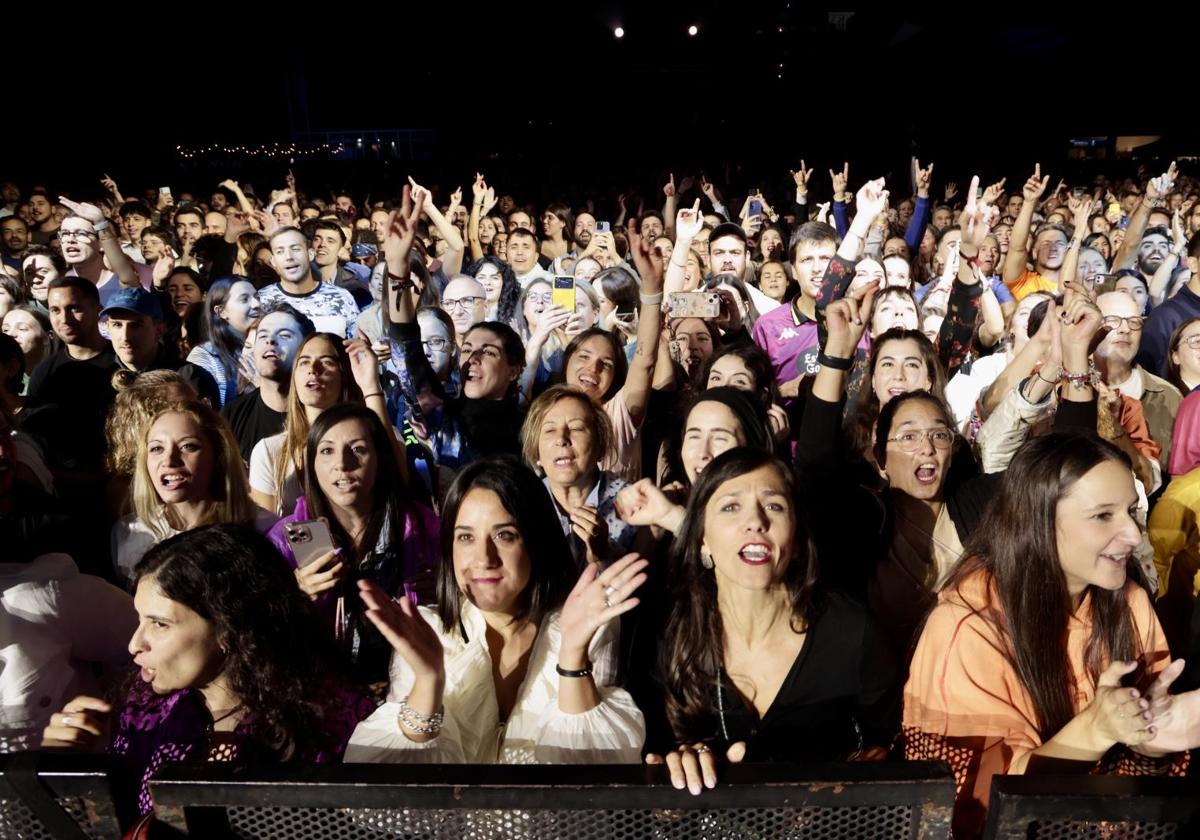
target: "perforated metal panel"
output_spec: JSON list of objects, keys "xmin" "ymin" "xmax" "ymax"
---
[
  {"xmin": 223, "ymin": 804, "xmax": 917, "ymax": 839},
  {"xmin": 1027, "ymin": 820, "xmax": 1179, "ymax": 840},
  {"xmin": 0, "ymin": 795, "xmax": 108, "ymax": 840}
]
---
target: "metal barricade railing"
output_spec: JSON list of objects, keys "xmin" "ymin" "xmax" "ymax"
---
[
  {"xmin": 984, "ymin": 774, "xmax": 1200, "ymax": 840},
  {"xmin": 0, "ymin": 753, "xmax": 126, "ymax": 840}
]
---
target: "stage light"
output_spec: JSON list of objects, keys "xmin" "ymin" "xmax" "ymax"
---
[
  {"xmin": 614, "ymin": 26, "xmax": 624, "ymax": 38},
  {"xmin": 687, "ymin": 25, "xmax": 698, "ymax": 36}
]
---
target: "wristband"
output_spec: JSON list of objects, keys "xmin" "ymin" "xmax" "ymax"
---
[
  {"xmin": 556, "ymin": 662, "xmax": 594, "ymax": 678},
  {"xmin": 818, "ymin": 351, "xmax": 853, "ymax": 371},
  {"xmin": 639, "ymin": 291, "xmax": 663, "ymax": 306},
  {"xmin": 361, "ymin": 392, "xmax": 383, "ymax": 400}
]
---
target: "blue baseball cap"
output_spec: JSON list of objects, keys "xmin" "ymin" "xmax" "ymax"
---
[{"xmin": 100, "ymin": 287, "xmax": 164, "ymax": 321}]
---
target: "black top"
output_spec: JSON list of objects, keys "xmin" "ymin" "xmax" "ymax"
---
[
  {"xmin": 22, "ymin": 346, "xmax": 119, "ymax": 472},
  {"xmin": 642, "ymin": 591, "xmax": 900, "ymax": 761},
  {"xmin": 222, "ymin": 388, "xmax": 285, "ymax": 464}
]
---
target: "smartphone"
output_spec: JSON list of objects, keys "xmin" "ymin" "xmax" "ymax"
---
[
  {"xmin": 552, "ymin": 275, "xmax": 576, "ymax": 312},
  {"xmin": 748, "ymin": 199, "xmax": 763, "ymax": 217},
  {"xmin": 159, "ymin": 186, "xmax": 173, "ymax": 203},
  {"xmin": 1093, "ymin": 273, "xmax": 1121, "ymax": 296},
  {"xmin": 596, "ymin": 221, "xmax": 611, "ymax": 234},
  {"xmin": 667, "ymin": 291, "xmax": 721, "ymax": 319},
  {"xmin": 1072, "ymin": 187, "xmax": 1085, "ymax": 199},
  {"xmin": 284, "ymin": 519, "xmax": 336, "ymax": 568}
]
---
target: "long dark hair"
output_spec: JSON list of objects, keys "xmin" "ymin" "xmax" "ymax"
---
[
  {"xmin": 134, "ymin": 524, "xmax": 343, "ymax": 759},
  {"xmin": 696, "ymin": 343, "xmax": 780, "ymax": 407},
  {"xmin": 465, "ymin": 256, "xmax": 520, "ymax": 326},
  {"xmin": 303, "ymin": 402, "xmax": 415, "ymax": 565},
  {"xmin": 948, "ymin": 432, "xmax": 1148, "ymax": 738},
  {"xmin": 562, "ymin": 327, "xmax": 629, "ymax": 402},
  {"xmin": 846, "ymin": 328, "xmax": 947, "ymax": 461},
  {"xmin": 199, "ymin": 277, "xmax": 253, "ymax": 383},
  {"xmin": 435, "ymin": 456, "xmax": 574, "ymax": 640},
  {"xmin": 663, "ymin": 448, "xmax": 820, "ymax": 742}
]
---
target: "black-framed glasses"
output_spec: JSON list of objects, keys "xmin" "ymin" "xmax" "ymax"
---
[
  {"xmin": 422, "ymin": 337, "xmax": 450, "ymax": 352},
  {"xmin": 1102, "ymin": 315, "xmax": 1144, "ymax": 331},
  {"xmin": 886, "ymin": 429, "xmax": 955, "ymax": 452},
  {"xmin": 58, "ymin": 230, "xmax": 97, "ymax": 241},
  {"xmin": 441, "ymin": 296, "xmax": 482, "ymax": 312}
]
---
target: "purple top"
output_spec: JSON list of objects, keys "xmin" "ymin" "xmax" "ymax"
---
[{"xmin": 110, "ymin": 677, "xmax": 375, "ymax": 815}]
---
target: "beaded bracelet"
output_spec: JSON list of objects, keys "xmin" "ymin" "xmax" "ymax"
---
[
  {"xmin": 1062, "ymin": 362, "xmax": 1098, "ymax": 389},
  {"xmin": 397, "ymin": 698, "xmax": 445, "ymax": 735}
]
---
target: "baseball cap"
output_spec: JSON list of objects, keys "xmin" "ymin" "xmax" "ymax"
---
[{"xmin": 100, "ymin": 287, "xmax": 164, "ymax": 320}]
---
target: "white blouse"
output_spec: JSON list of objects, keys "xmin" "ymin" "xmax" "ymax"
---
[{"xmin": 344, "ymin": 602, "xmax": 645, "ymax": 764}]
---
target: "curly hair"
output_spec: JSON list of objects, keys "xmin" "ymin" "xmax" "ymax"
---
[
  {"xmin": 465, "ymin": 256, "xmax": 520, "ymax": 327},
  {"xmin": 134, "ymin": 524, "xmax": 346, "ymax": 759},
  {"xmin": 105, "ymin": 370, "xmax": 197, "ymax": 475}
]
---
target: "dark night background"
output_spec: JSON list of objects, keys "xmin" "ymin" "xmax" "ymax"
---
[{"xmin": 11, "ymin": 6, "xmax": 1199, "ymax": 210}]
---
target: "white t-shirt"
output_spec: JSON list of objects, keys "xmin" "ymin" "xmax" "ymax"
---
[{"xmin": 250, "ymin": 432, "xmax": 303, "ymax": 514}]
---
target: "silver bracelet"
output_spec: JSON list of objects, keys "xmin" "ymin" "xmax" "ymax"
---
[
  {"xmin": 640, "ymin": 291, "xmax": 664, "ymax": 306},
  {"xmin": 397, "ymin": 698, "xmax": 444, "ymax": 735}
]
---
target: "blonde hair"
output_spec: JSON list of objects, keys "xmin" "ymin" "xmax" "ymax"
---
[
  {"xmin": 274, "ymin": 333, "xmax": 362, "ymax": 513},
  {"xmin": 105, "ymin": 370, "xmax": 196, "ymax": 475},
  {"xmin": 520, "ymin": 385, "xmax": 614, "ymax": 477},
  {"xmin": 132, "ymin": 400, "xmax": 256, "ymax": 540}
]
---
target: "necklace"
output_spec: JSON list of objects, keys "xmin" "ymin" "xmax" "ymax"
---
[{"xmin": 206, "ymin": 704, "xmax": 243, "ymax": 734}]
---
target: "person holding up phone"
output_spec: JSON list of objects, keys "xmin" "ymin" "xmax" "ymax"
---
[{"xmin": 268, "ymin": 403, "xmax": 440, "ymax": 685}]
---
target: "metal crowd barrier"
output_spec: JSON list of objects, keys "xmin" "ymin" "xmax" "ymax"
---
[
  {"xmin": 983, "ymin": 773, "xmax": 1200, "ymax": 839},
  {"xmin": 0, "ymin": 753, "xmax": 125, "ymax": 840}
]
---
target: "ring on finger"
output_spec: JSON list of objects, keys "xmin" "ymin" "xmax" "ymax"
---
[
  {"xmin": 61, "ymin": 715, "xmax": 73, "ymax": 726},
  {"xmin": 694, "ymin": 744, "xmax": 712, "ymax": 755}
]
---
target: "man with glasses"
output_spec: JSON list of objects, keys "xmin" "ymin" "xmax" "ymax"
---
[
  {"xmin": 1095, "ymin": 291, "xmax": 1183, "ymax": 478},
  {"xmin": 438, "ymin": 276, "xmax": 487, "ymax": 345},
  {"xmin": 57, "ymin": 198, "xmax": 152, "ymax": 306}
]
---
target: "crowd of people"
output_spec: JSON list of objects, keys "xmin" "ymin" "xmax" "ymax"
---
[{"xmin": 4, "ymin": 158, "xmax": 1200, "ymax": 836}]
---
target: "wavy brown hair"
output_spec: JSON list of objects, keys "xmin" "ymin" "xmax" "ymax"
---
[
  {"xmin": 946, "ymin": 432, "xmax": 1149, "ymax": 738},
  {"xmin": 663, "ymin": 448, "xmax": 820, "ymax": 743}
]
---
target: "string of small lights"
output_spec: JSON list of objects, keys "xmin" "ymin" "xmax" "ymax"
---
[{"xmin": 175, "ymin": 142, "xmax": 346, "ymax": 160}]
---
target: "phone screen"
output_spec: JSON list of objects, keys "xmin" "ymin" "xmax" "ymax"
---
[
  {"xmin": 748, "ymin": 199, "xmax": 762, "ymax": 217},
  {"xmin": 552, "ymin": 276, "xmax": 576, "ymax": 312}
]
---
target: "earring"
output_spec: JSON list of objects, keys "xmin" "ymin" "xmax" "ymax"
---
[{"xmin": 701, "ymin": 551, "xmax": 714, "ymax": 570}]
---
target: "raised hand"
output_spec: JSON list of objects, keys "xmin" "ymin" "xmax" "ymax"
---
[
  {"xmin": 406, "ymin": 176, "xmax": 432, "ymax": 215},
  {"xmin": 678, "ymin": 175, "xmax": 695, "ymax": 194},
  {"xmin": 56, "ymin": 196, "xmax": 104, "ymax": 225},
  {"xmin": 914, "ymin": 160, "xmax": 934, "ymax": 199},
  {"xmin": 152, "ymin": 250, "xmax": 176, "ymax": 288},
  {"xmin": 700, "ymin": 177, "xmax": 718, "ymax": 203},
  {"xmin": 559, "ymin": 554, "xmax": 649, "ymax": 661},
  {"xmin": 472, "ymin": 172, "xmax": 487, "ymax": 201},
  {"xmin": 615, "ymin": 479, "xmax": 682, "ymax": 528},
  {"xmin": 830, "ymin": 162, "xmax": 849, "ymax": 201},
  {"xmin": 1059, "ymin": 291, "xmax": 1104, "ymax": 351},
  {"xmin": 1023, "ymin": 163, "xmax": 1051, "ymax": 202},
  {"xmin": 824, "ymin": 279, "xmax": 879, "ymax": 357},
  {"xmin": 1086, "ymin": 660, "xmax": 1160, "ymax": 748},
  {"xmin": 219, "ymin": 178, "xmax": 242, "ymax": 194},
  {"xmin": 959, "ymin": 175, "xmax": 997, "ymax": 250},
  {"xmin": 675, "ymin": 198, "xmax": 704, "ymax": 242},
  {"xmin": 344, "ymin": 337, "xmax": 383, "ymax": 394},
  {"xmin": 383, "ymin": 184, "xmax": 426, "ymax": 274},
  {"xmin": 663, "ymin": 173, "xmax": 676, "ymax": 197},
  {"xmin": 1147, "ymin": 161, "xmax": 1179, "ymax": 201},
  {"xmin": 358, "ymin": 579, "xmax": 444, "ymax": 682},
  {"xmin": 628, "ymin": 217, "xmax": 665, "ymax": 291},
  {"xmin": 100, "ymin": 174, "xmax": 121, "ymax": 197},
  {"xmin": 448, "ymin": 186, "xmax": 463, "ymax": 210},
  {"xmin": 1172, "ymin": 208, "xmax": 1186, "ymax": 250},
  {"xmin": 944, "ymin": 181, "xmax": 959, "ymax": 203},
  {"xmin": 790, "ymin": 160, "xmax": 813, "ymax": 194},
  {"xmin": 854, "ymin": 177, "xmax": 890, "ymax": 223},
  {"xmin": 982, "ymin": 177, "xmax": 1007, "ymax": 207}
]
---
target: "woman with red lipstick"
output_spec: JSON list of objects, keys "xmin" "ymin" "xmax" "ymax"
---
[
  {"xmin": 112, "ymin": 400, "xmax": 264, "ymax": 588},
  {"xmin": 42, "ymin": 525, "xmax": 374, "ymax": 821},
  {"xmin": 642, "ymin": 448, "xmax": 899, "ymax": 795},
  {"xmin": 904, "ymin": 432, "xmax": 1200, "ymax": 837},
  {"xmin": 345, "ymin": 456, "xmax": 647, "ymax": 764}
]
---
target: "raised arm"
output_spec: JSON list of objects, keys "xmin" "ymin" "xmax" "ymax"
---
[
  {"xmin": 219, "ymin": 179, "xmax": 256, "ymax": 215},
  {"xmin": 662, "ymin": 173, "xmax": 678, "ymax": 240},
  {"xmin": 467, "ymin": 173, "xmax": 492, "ymax": 263},
  {"xmin": 59, "ymin": 197, "xmax": 140, "ymax": 289},
  {"xmin": 1149, "ymin": 209, "xmax": 1187, "ymax": 305},
  {"xmin": 837, "ymin": 178, "xmax": 889, "ymax": 263},
  {"xmin": 1114, "ymin": 162, "xmax": 1175, "ymax": 271},
  {"xmin": 664, "ymin": 199, "xmax": 703, "ymax": 296},
  {"xmin": 623, "ymin": 219, "xmax": 665, "ymax": 422},
  {"xmin": 1003, "ymin": 165, "xmax": 1050, "ymax": 284},
  {"xmin": 409, "ymin": 176, "xmax": 464, "ymax": 277}
]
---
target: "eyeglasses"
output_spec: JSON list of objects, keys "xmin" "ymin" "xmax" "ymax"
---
[
  {"xmin": 440, "ymin": 296, "xmax": 482, "ymax": 312},
  {"xmin": 886, "ymin": 429, "xmax": 955, "ymax": 452},
  {"xmin": 1102, "ymin": 315, "xmax": 1144, "ymax": 331},
  {"xmin": 1176, "ymin": 334, "xmax": 1200, "ymax": 350},
  {"xmin": 422, "ymin": 337, "xmax": 449, "ymax": 352},
  {"xmin": 526, "ymin": 292, "xmax": 553, "ymax": 305},
  {"xmin": 58, "ymin": 230, "xmax": 97, "ymax": 242}
]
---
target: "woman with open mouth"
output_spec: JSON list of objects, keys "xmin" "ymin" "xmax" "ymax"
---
[
  {"xmin": 641, "ymin": 448, "xmax": 899, "ymax": 794},
  {"xmin": 186, "ymin": 277, "xmax": 261, "ymax": 407},
  {"xmin": 797, "ymin": 280, "xmax": 1106, "ymax": 665},
  {"xmin": 905, "ymin": 432, "xmax": 1200, "ymax": 836},
  {"xmin": 112, "ymin": 399, "xmax": 267, "ymax": 587},
  {"xmin": 42, "ymin": 525, "xmax": 375, "ymax": 822},
  {"xmin": 268, "ymin": 403, "xmax": 441, "ymax": 686},
  {"xmin": 521, "ymin": 385, "xmax": 649, "ymax": 568}
]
